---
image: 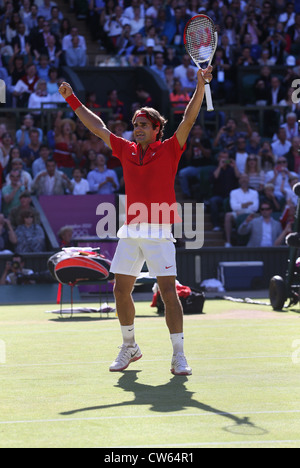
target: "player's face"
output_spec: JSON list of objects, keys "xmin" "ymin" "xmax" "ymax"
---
[{"xmin": 133, "ymin": 117, "xmax": 158, "ymax": 147}]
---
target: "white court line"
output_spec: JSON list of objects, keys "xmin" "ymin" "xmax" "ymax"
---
[{"xmin": 0, "ymin": 409, "xmax": 300, "ymax": 426}]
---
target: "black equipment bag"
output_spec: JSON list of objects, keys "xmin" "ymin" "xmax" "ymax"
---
[{"xmin": 156, "ymin": 289, "xmax": 205, "ymax": 315}]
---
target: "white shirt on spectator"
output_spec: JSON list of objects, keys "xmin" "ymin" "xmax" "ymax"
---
[
  {"xmin": 71, "ymin": 178, "xmax": 90, "ymax": 195},
  {"xmin": 230, "ymin": 187, "xmax": 259, "ymax": 214}
]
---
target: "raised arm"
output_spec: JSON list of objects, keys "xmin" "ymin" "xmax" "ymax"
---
[
  {"xmin": 58, "ymin": 82, "xmax": 112, "ymax": 149},
  {"xmin": 175, "ymin": 66, "xmax": 213, "ymax": 149}
]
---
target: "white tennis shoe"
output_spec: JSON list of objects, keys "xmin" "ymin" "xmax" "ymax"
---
[
  {"xmin": 109, "ymin": 344, "xmax": 142, "ymax": 372},
  {"xmin": 171, "ymin": 353, "xmax": 192, "ymax": 376}
]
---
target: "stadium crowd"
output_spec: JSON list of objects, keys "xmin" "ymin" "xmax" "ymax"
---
[{"xmin": 0, "ymin": 0, "xmax": 300, "ymax": 263}]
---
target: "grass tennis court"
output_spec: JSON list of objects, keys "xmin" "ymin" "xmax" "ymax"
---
[{"xmin": 0, "ymin": 298, "xmax": 300, "ymax": 448}]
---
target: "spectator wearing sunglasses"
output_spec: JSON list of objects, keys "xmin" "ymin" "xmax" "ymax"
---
[{"xmin": 237, "ymin": 200, "xmax": 289, "ymax": 247}]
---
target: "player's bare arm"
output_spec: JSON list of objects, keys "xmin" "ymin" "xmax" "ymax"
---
[
  {"xmin": 58, "ymin": 82, "xmax": 112, "ymax": 149},
  {"xmin": 176, "ymin": 66, "xmax": 213, "ymax": 149}
]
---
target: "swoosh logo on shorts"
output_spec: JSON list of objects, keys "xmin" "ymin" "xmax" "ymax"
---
[{"xmin": 165, "ymin": 265, "xmax": 173, "ymax": 269}]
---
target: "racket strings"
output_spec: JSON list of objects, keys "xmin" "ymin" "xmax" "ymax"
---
[{"xmin": 186, "ymin": 19, "xmax": 216, "ymax": 63}]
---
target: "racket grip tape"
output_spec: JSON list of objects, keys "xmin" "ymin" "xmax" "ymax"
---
[
  {"xmin": 204, "ymin": 83, "xmax": 214, "ymax": 112},
  {"xmin": 66, "ymin": 94, "xmax": 82, "ymax": 112}
]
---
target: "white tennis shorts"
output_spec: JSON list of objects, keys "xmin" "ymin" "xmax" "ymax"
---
[{"xmin": 110, "ymin": 238, "xmax": 177, "ymax": 277}]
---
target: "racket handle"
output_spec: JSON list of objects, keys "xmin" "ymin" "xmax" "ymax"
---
[{"xmin": 204, "ymin": 83, "xmax": 214, "ymax": 112}]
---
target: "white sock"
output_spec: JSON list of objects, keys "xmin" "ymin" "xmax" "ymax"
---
[
  {"xmin": 121, "ymin": 324, "xmax": 135, "ymax": 347},
  {"xmin": 170, "ymin": 333, "xmax": 184, "ymax": 355}
]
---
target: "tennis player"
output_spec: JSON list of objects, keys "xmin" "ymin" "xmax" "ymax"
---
[{"xmin": 59, "ymin": 66, "xmax": 212, "ymax": 376}]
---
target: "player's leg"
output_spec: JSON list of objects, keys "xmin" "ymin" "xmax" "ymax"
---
[
  {"xmin": 156, "ymin": 275, "xmax": 183, "ymax": 334},
  {"xmin": 156, "ymin": 275, "xmax": 191, "ymax": 376},
  {"xmin": 110, "ymin": 274, "xmax": 143, "ymax": 372},
  {"xmin": 109, "ymin": 239, "xmax": 145, "ymax": 372}
]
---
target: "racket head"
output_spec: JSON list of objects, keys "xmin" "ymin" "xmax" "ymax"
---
[{"xmin": 183, "ymin": 14, "xmax": 218, "ymax": 68}]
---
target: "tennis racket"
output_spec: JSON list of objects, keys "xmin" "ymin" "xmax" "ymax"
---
[{"xmin": 183, "ymin": 14, "xmax": 218, "ymax": 112}]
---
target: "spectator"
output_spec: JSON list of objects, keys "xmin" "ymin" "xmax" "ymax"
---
[
  {"xmin": 237, "ymin": 200, "xmax": 287, "ymax": 247},
  {"xmin": 209, "ymin": 150, "xmax": 240, "ymax": 232},
  {"xmin": 143, "ymin": 38, "xmax": 156, "ymax": 66},
  {"xmin": 178, "ymin": 123, "xmax": 212, "ymax": 198},
  {"xmin": 280, "ymin": 112, "xmax": 299, "ymax": 142},
  {"xmin": 236, "ymin": 46, "xmax": 258, "ymax": 67},
  {"xmin": 65, "ymin": 35, "xmax": 87, "ymax": 67},
  {"xmin": 87, "ymin": 154, "xmax": 119, "ymax": 194},
  {"xmin": 12, "ymin": 63, "xmax": 39, "ymax": 107},
  {"xmin": 180, "ymin": 66, "xmax": 197, "ymax": 97},
  {"xmin": 28, "ymin": 78, "xmax": 53, "ymax": 117},
  {"xmin": 213, "ymin": 116, "xmax": 252, "ymax": 157},
  {"xmin": 280, "ymin": 175, "xmax": 299, "ymax": 208},
  {"xmin": 244, "ymin": 154, "xmax": 264, "ymax": 192},
  {"xmin": 234, "ymin": 136, "xmax": 249, "ymax": 174},
  {"xmin": 88, "ymin": 0, "xmax": 106, "ymax": 42},
  {"xmin": 264, "ymin": 31, "xmax": 286, "ymax": 65},
  {"xmin": 58, "ymin": 225, "xmax": 74, "ymax": 248},
  {"xmin": 257, "ymin": 48, "xmax": 276, "ymax": 66},
  {"xmin": 71, "ymin": 167, "xmax": 90, "ymax": 195},
  {"xmin": 285, "ymin": 136, "xmax": 300, "ymax": 174},
  {"xmin": 15, "ymin": 209, "xmax": 46, "ymax": 253},
  {"xmin": 4, "ymin": 146, "xmax": 22, "ymax": 178},
  {"xmin": 115, "ymin": 23, "xmax": 132, "ymax": 56},
  {"xmin": 246, "ymin": 131, "xmax": 261, "ymax": 155},
  {"xmin": 174, "ymin": 54, "xmax": 197, "ymax": 83},
  {"xmin": 271, "ymin": 127, "xmax": 292, "ymax": 161},
  {"xmin": 25, "ymin": 3, "xmax": 39, "ymax": 32},
  {"xmin": 80, "ymin": 130, "xmax": 110, "ymax": 160},
  {"xmin": 265, "ymin": 156, "xmax": 297, "ymax": 201},
  {"xmin": 6, "ymin": 158, "xmax": 32, "ymax": 191},
  {"xmin": 0, "ymin": 132, "xmax": 13, "ymax": 169},
  {"xmin": 259, "ymin": 183, "xmax": 281, "ymax": 213},
  {"xmin": 258, "ymin": 141, "xmax": 275, "ymax": 173},
  {"xmin": 9, "ymin": 190, "xmax": 40, "ymax": 228},
  {"xmin": 31, "ymin": 159, "xmax": 73, "ymax": 196},
  {"xmin": 0, "ymin": 213, "xmax": 17, "ymax": 254},
  {"xmin": 15, "ymin": 114, "xmax": 43, "ymax": 147},
  {"xmin": 105, "ymin": 89, "xmax": 125, "ymax": 121},
  {"xmin": 169, "ymin": 78, "xmax": 190, "ymax": 124},
  {"xmin": 20, "ymin": 127, "xmax": 42, "ymax": 170},
  {"xmin": 211, "ymin": 46, "xmax": 235, "ymax": 103},
  {"xmin": 1, "ymin": 169, "xmax": 25, "ymax": 217},
  {"xmin": 103, "ymin": 5, "xmax": 128, "ymax": 52},
  {"xmin": 266, "ymin": 76, "xmax": 286, "ymax": 106},
  {"xmin": 0, "ymin": 253, "xmax": 34, "ymax": 285},
  {"xmin": 20, "ymin": 0, "xmax": 35, "ymax": 33},
  {"xmin": 224, "ymin": 173, "xmax": 260, "ymax": 247},
  {"xmin": 287, "ymin": 12, "xmax": 300, "ymax": 52},
  {"xmin": 126, "ymin": 5, "xmax": 144, "ymax": 36},
  {"xmin": 49, "ymin": 5, "xmax": 63, "ymax": 37},
  {"xmin": 8, "ymin": 54, "xmax": 26, "ymax": 89},
  {"xmin": 31, "ymin": 144, "xmax": 51, "ymax": 178},
  {"xmin": 35, "ymin": 54, "xmax": 51, "ymax": 82},
  {"xmin": 38, "ymin": 0, "xmax": 63, "ymax": 22},
  {"xmin": 11, "ymin": 22, "xmax": 31, "ymax": 56},
  {"xmin": 46, "ymin": 66, "xmax": 59, "ymax": 95},
  {"xmin": 164, "ymin": 66, "xmax": 175, "ymax": 92},
  {"xmin": 41, "ymin": 34, "xmax": 63, "ymax": 68},
  {"xmin": 53, "ymin": 118, "xmax": 79, "ymax": 169},
  {"xmin": 150, "ymin": 52, "xmax": 166, "ymax": 81},
  {"xmin": 126, "ymin": 32, "xmax": 145, "ymax": 65}
]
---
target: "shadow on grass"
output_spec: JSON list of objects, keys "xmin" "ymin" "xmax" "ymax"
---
[{"xmin": 61, "ymin": 370, "xmax": 267, "ymax": 435}]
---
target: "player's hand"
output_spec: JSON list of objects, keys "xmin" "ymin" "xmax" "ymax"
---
[
  {"xmin": 199, "ymin": 66, "xmax": 213, "ymax": 84},
  {"xmin": 58, "ymin": 82, "xmax": 73, "ymax": 99}
]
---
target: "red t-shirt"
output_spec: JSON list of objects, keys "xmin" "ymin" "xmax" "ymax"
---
[{"xmin": 110, "ymin": 133, "xmax": 186, "ymax": 224}]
